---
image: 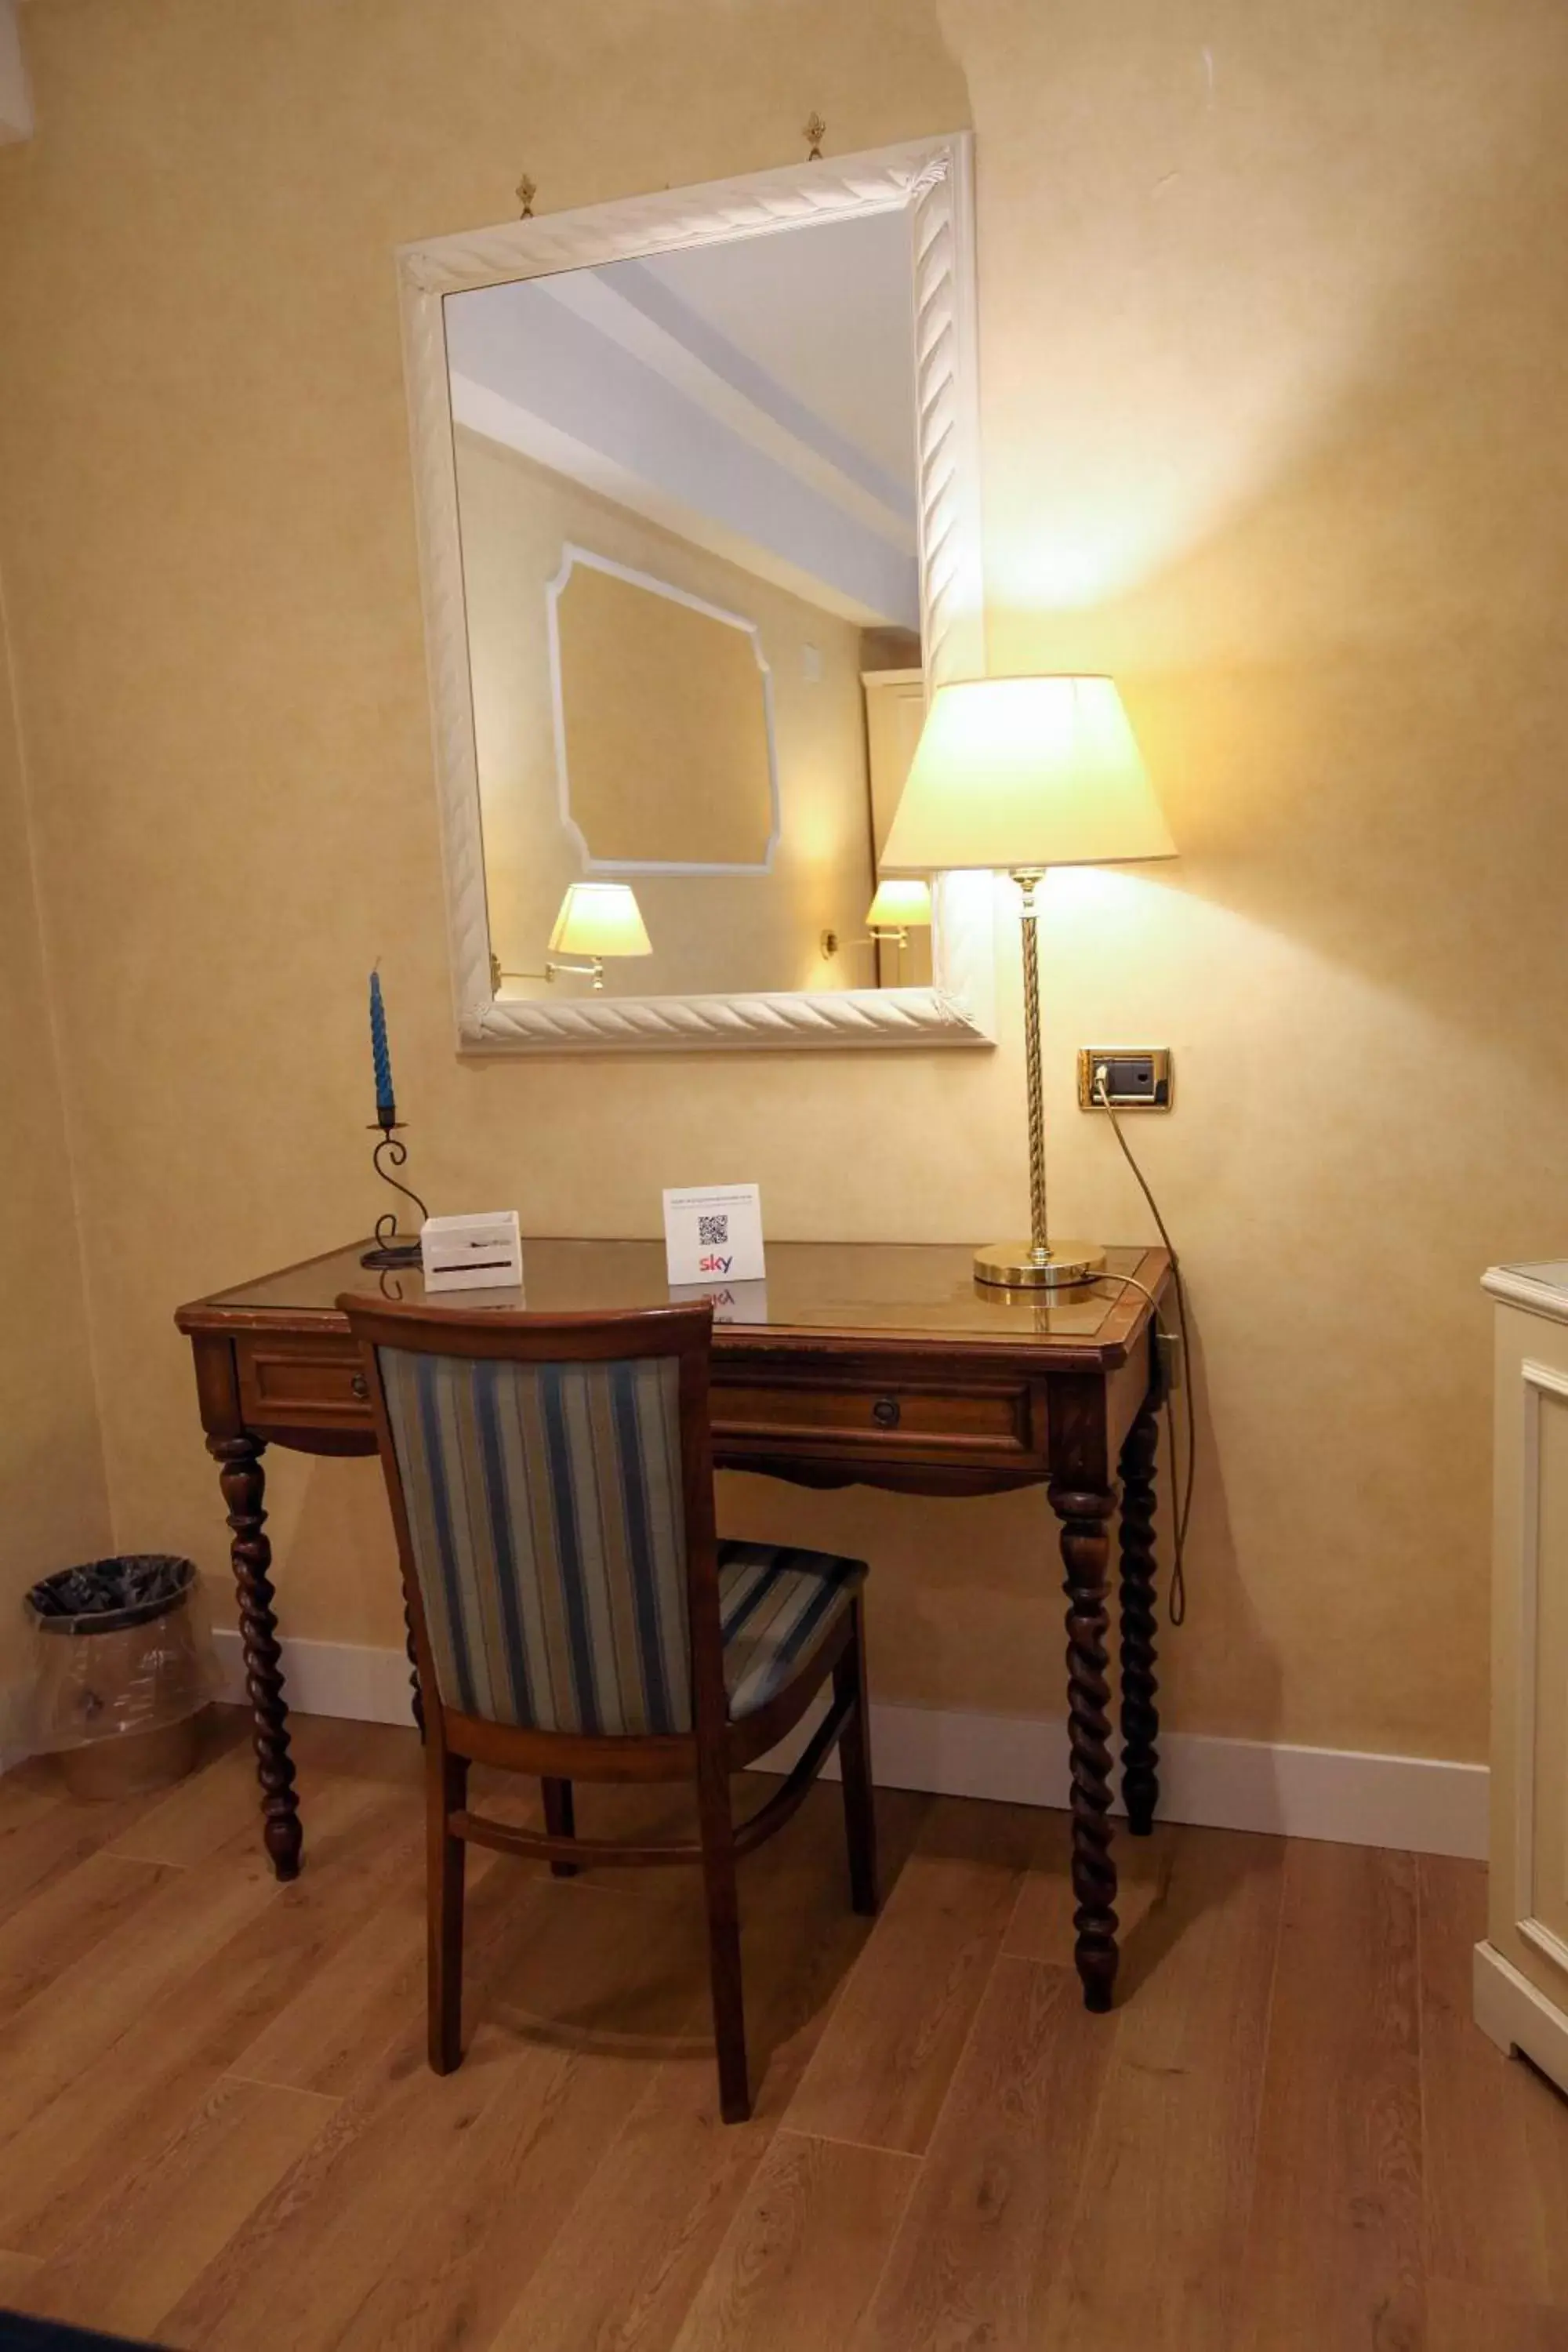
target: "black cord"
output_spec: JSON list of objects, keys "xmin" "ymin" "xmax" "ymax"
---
[{"xmin": 1092, "ymin": 1072, "xmax": 1195, "ymax": 1627}]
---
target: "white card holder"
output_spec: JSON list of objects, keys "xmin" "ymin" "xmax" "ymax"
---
[
  {"xmin": 662, "ymin": 1185, "xmax": 765, "ymax": 1285},
  {"xmin": 419, "ymin": 1210, "xmax": 524, "ymax": 1294}
]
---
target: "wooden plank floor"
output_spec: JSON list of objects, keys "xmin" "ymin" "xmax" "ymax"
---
[{"xmin": 2, "ymin": 1709, "xmax": 1566, "ymax": 2351}]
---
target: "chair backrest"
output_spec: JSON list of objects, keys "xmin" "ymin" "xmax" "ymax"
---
[{"xmin": 339, "ymin": 1295, "xmax": 720, "ymax": 1740}]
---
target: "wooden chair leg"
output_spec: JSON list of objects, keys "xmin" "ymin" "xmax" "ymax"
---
[
  {"xmin": 428, "ymin": 1748, "xmax": 468, "ymax": 2074},
  {"xmin": 542, "ymin": 1775, "xmax": 577, "ymax": 1878},
  {"xmin": 834, "ymin": 1599, "xmax": 879, "ymax": 1917},
  {"xmin": 696, "ymin": 1759, "xmax": 750, "ymax": 2123}
]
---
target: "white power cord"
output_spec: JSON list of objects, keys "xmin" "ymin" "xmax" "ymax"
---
[{"xmin": 1091, "ymin": 1065, "xmax": 1194, "ymax": 1626}]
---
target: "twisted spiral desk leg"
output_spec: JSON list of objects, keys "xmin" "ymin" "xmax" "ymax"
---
[
  {"xmin": 209, "ymin": 1434, "xmax": 302, "ymax": 1881},
  {"xmin": 1118, "ymin": 1401, "xmax": 1161, "ymax": 1837},
  {"xmin": 1050, "ymin": 1482, "xmax": 1119, "ymax": 2011}
]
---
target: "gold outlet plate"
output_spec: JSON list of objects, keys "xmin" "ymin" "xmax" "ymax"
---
[{"xmin": 1077, "ymin": 1048, "xmax": 1174, "ymax": 1111}]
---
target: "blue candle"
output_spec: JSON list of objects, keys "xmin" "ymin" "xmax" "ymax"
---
[{"xmin": 369, "ymin": 971, "xmax": 395, "ymax": 1123}]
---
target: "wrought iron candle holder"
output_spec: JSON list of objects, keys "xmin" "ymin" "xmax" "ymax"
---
[{"xmin": 360, "ymin": 1113, "xmax": 429, "ymax": 1270}]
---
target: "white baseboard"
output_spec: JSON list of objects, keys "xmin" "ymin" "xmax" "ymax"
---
[
  {"xmin": 212, "ymin": 1628, "xmax": 416, "ymax": 1726},
  {"xmin": 756, "ymin": 1690, "xmax": 1489, "ymax": 1859},
  {"xmin": 210, "ymin": 1629, "xmax": 1489, "ymax": 1860},
  {"xmin": 1473, "ymin": 1940, "xmax": 1568, "ymax": 2092}
]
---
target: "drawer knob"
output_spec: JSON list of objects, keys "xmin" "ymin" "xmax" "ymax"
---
[
  {"xmin": 872, "ymin": 1396, "xmax": 902, "ymax": 1430},
  {"xmin": 350, "ymin": 1373, "xmax": 369, "ymax": 1402}
]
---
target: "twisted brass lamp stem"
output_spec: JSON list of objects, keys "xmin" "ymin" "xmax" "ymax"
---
[
  {"xmin": 1017, "ymin": 870, "xmax": 1049, "ymax": 1261},
  {"xmin": 971, "ymin": 869, "xmax": 1103, "ymax": 1289}
]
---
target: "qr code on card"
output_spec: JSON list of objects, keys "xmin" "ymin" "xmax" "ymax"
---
[{"xmin": 697, "ymin": 1214, "xmax": 729, "ymax": 1247}]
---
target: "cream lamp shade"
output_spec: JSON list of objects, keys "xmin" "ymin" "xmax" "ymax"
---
[
  {"xmin": 547, "ymin": 882, "xmax": 652, "ymax": 959},
  {"xmin": 879, "ymin": 674, "xmax": 1175, "ymax": 873},
  {"xmin": 865, "ymin": 877, "xmax": 933, "ymax": 931}
]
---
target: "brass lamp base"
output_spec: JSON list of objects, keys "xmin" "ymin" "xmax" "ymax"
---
[{"xmin": 974, "ymin": 1240, "xmax": 1106, "ymax": 1290}]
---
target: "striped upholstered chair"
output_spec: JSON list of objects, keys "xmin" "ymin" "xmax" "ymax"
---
[{"xmin": 339, "ymin": 1292, "xmax": 876, "ymax": 2123}]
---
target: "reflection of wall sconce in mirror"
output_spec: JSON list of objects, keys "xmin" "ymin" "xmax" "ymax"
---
[
  {"xmin": 491, "ymin": 882, "xmax": 652, "ymax": 995},
  {"xmin": 865, "ymin": 877, "xmax": 933, "ymax": 947},
  {"xmin": 819, "ymin": 880, "xmax": 933, "ymax": 978},
  {"xmin": 862, "ymin": 876, "xmax": 933, "ymax": 982}
]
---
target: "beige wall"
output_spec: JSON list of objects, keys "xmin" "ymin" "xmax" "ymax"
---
[
  {"xmin": 2, "ymin": 0, "xmax": 1565, "ymax": 1759},
  {"xmin": 0, "ymin": 561, "xmax": 111, "ymax": 1696},
  {"xmin": 456, "ymin": 432, "xmax": 874, "ymax": 1000}
]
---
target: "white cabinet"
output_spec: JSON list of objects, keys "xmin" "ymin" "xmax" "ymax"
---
[
  {"xmin": 1475, "ymin": 1260, "xmax": 1568, "ymax": 2093},
  {"xmin": 861, "ymin": 667, "xmax": 931, "ymax": 990}
]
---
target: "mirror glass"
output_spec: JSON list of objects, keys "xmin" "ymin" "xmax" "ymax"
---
[{"xmin": 445, "ymin": 207, "xmax": 933, "ymax": 1000}]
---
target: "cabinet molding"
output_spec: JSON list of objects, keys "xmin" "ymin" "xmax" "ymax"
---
[
  {"xmin": 1511, "ymin": 1357, "xmax": 1568, "ymax": 1984},
  {"xmin": 1475, "ymin": 1940, "xmax": 1568, "ymax": 2080},
  {"xmin": 1476, "ymin": 1274, "xmax": 1568, "ymax": 2095}
]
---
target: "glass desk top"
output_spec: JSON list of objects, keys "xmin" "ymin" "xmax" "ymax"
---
[{"xmin": 195, "ymin": 1236, "xmax": 1166, "ymax": 1352}]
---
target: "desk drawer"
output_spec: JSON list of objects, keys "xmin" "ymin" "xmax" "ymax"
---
[
  {"xmin": 713, "ymin": 1374, "xmax": 1036, "ymax": 1459},
  {"xmin": 237, "ymin": 1336, "xmax": 369, "ymax": 1426}
]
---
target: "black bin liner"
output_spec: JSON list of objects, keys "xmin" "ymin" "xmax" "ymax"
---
[{"xmin": 28, "ymin": 1554, "xmax": 196, "ymax": 1635}]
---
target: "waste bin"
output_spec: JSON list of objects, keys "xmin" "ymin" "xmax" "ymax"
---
[{"xmin": 26, "ymin": 1555, "xmax": 220, "ymax": 1800}]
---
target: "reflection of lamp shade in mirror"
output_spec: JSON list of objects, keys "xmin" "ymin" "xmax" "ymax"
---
[
  {"xmin": 548, "ymin": 883, "xmax": 653, "ymax": 958},
  {"xmin": 865, "ymin": 877, "xmax": 932, "ymax": 932},
  {"xmin": 880, "ymin": 675, "xmax": 1175, "ymax": 873}
]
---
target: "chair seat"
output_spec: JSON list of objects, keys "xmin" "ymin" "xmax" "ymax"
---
[{"xmin": 718, "ymin": 1539, "xmax": 866, "ymax": 1721}]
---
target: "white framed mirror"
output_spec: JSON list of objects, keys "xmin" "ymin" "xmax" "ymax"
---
[{"xmin": 397, "ymin": 134, "xmax": 995, "ymax": 1053}]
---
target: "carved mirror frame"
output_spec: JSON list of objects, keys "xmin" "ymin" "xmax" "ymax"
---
[{"xmin": 397, "ymin": 132, "xmax": 995, "ymax": 1054}]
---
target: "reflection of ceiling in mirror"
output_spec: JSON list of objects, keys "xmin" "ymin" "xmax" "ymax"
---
[
  {"xmin": 630, "ymin": 212, "xmax": 917, "ymax": 495},
  {"xmin": 443, "ymin": 209, "xmax": 920, "ymax": 633}
]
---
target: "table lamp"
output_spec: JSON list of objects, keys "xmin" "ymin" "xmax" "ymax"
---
[
  {"xmin": 880, "ymin": 674, "xmax": 1175, "ymax": 1289},
  {"xmin": 491, "ymin": 880, "xmax": 653, "ymax": 994}
]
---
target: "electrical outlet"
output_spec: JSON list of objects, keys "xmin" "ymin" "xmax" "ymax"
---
[{"xmin": 1077, "ymin": 1048, "xmax": 1174, "ymax": 1110}]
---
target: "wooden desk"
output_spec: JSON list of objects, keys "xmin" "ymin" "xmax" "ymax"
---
[{"xmin": 176, "ymin": 1236, "xmax": 1171, "ymax": 2009}]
